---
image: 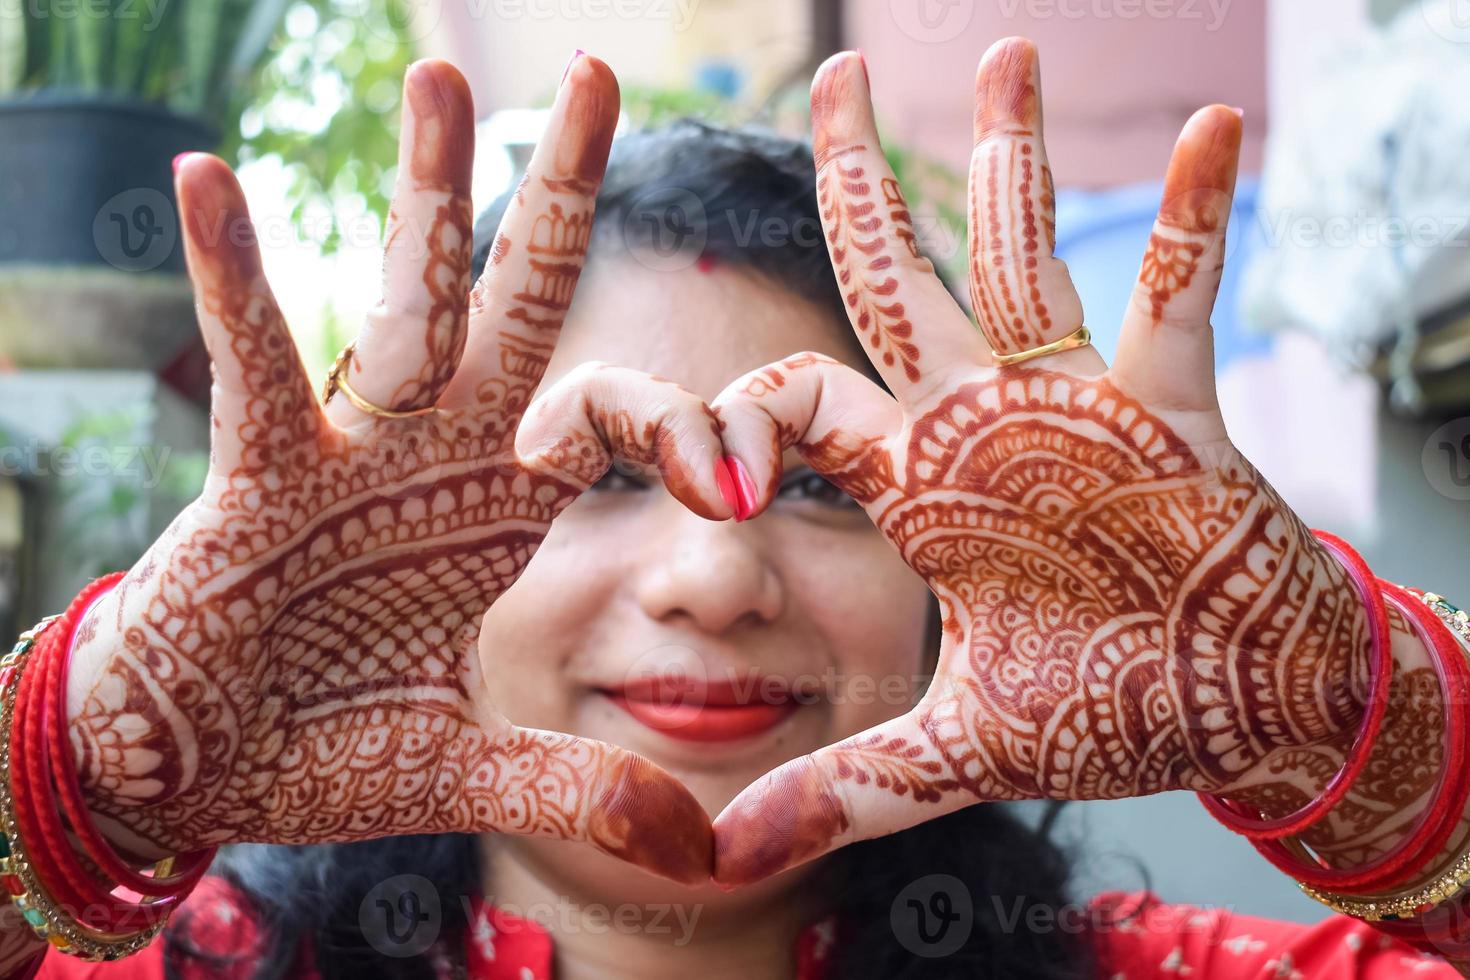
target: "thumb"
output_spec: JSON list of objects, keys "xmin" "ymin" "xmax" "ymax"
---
[
  {"xmin": 469, "ymin": 726, "xmax": 713, "ymax": 885},
  {"xmin": 712, "ymin": 699, "xmax": 973, "ymax": 887}
]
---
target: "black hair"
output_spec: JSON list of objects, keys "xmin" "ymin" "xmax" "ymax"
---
[{"xmin": 180, "ymin": 120, "xmax": 1094, "ymax": 980}]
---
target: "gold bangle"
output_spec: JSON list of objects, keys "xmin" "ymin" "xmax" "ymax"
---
[
  {"xmin": 1297, "ymin": 589, "xmax": 1470, "ymax": 922},
  {"xmin": 1418, "ymin": 591, "xmax": 1470, "ymax": 647},
  {"xmin": 1299, "ymin": 851, "xmax": 1470, "ymax": 922},
  {"xmin": 990, "ymin": 324, "xmax": 1093, "ymax": 367},
  {"xmin": 0, "ymin": 619, "xmax": 166, "ymax": 960},
  {"xmin": 321, "ymin": 343, "xmax": 441, "ymax": 419}
]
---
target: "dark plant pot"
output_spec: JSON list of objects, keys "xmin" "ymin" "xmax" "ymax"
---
[{"xmin": 0, "ymin": 92, "xmax": 218, "ymax": 273}]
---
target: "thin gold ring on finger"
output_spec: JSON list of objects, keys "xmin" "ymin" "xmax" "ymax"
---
[
  {"xmin": 321, "ymin": 343, "xmax": 441, "ymax": 419},
  {"xmin": 989, "ymin": 324, "xmax": 1092, "ymax": 368}
]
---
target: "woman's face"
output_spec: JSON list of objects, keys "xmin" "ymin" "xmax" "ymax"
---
[{"xmin": 478, "ymin": 251, "xmax": 931, "ymax": 902}]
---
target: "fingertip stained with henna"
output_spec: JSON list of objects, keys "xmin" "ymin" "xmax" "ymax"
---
[
  {"xmin": 405, "ymin": 59, "xmax": 476, "ymax": 192},
  {"xmin": 592, "ymin": 754, "xmax": 714, "ymax": 885},
  {"xmin": 714, "ymin": 757, "xmax": 848, "ymax": 887}
]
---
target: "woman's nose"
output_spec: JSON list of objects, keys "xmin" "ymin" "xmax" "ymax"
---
[{"xmin": 634, "ymin": 505, "xmax": 783, "ymax": 633}]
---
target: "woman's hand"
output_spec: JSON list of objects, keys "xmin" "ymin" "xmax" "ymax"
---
[
  {"xmin": 709, "ymin": 40, "xmax": 1375, "ymax": 885},
  {"xmin": 64, "ymin": 57, "xmax": 725, "ymax": 883}
]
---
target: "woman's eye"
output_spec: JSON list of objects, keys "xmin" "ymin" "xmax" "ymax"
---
[
  {"xmin": 587, "ymin": 468, "xmax": 649, "ymax": 493},
  {"xmin": 776, "ymin": 471, "xmax": 858, "ymax": 509}
]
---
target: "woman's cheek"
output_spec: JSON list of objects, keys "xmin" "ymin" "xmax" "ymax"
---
[
  {"xmin": 777, "ymin": 519, "xmax": 931, "ymax": 732},
  {"xmin": 477, "ymin": 501, "xmax": 620, "ymax": 728}
]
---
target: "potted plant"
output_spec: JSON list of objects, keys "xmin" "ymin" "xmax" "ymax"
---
[{"xmin": 0, "ymin": 0, "xmax": 288, "ymax": 373}]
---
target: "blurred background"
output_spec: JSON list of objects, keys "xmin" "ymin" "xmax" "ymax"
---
[{"xmin": 2, "ymin": 0, "xmax": 1469, "ymax": 927}]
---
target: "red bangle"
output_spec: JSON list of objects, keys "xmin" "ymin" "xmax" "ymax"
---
[
  {"xmin": 1244, "ymin": 580, "xmax": 1470, "ymax": 893},
  {"xmin": 9, "ymin": 573, "xmax": 213, "ymax": 935},
  {"xmin": 46, "ymin": 581, "xmax": 214, "ymax": 899},
  {"xmin": 1198, "ymin": 530, "xmax": 1393, "ymax": 839},
  {"xmin": 1373, "ymin": 887, "xmax": 1470, "ymax": 959},
  {"xmin": 11, "ymin": 574, "xmax": 164, "ymax": 933}
]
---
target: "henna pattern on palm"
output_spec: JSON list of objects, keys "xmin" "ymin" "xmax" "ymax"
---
[
  {"xmin": 810, "ymin": 369, "xmax": 1367, "ymax": 802},
  {"xmin": 62, "ymin": 58, "xmax": 713, "ymax": 884},
  {"xmin": 709, "ymin": 43, "xmax": 1402, "ymax": 886}
]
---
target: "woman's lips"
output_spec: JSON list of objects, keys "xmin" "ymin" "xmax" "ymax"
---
[{"xmin": 601, "ymin": 676, "xmax": 800, "ymax": 743}]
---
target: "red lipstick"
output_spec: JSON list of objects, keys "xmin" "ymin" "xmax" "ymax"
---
[{"xmin": 603, "ymin": 675, "xmax": 798, "ymax": 743}]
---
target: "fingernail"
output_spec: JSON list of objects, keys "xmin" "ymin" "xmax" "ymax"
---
[
  {"xmin": 715, "ymin": 459, "xmax": 739, "ymax": 518},
  {"xmin": 725, "ymin": 456, "xmax": 758, "ymax": 523},
  {"xmin": 855, "ymin": 49, "xmax": 869, "ymax": 87},
  {"xmin": 1230, "ymin": 106, "xmax": 1245, "ymax": 119},
  {"xmin": 172, "ymin": 152, "xmax": 196, "ymax": 176},
  {"xmin": 561, "ymin": 48, "xmax": 586, "ymax": 86},
  {"xmin": 976, "ymin": 38, "xmax": 1039, "ymax": 141}
]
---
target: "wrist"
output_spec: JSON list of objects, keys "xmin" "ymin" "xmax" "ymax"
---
[
  {"xmin": 1291, "ymin": 532, "xmax": 1376, "ymax": 746},
  {"xmin": 61, "ymin": 584, "xmax": 213, "ymax": 858},
  {"xmin": 1202, "ymin": 530, "xmax": 1382, "ymax": 799}
]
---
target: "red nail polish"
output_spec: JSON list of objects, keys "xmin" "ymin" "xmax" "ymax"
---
[
  {"xmin": 561, "ymin": 48, "xmax": 586, "ymax": 86},
  {"xmin": 715, "ymin": 459, "xmax": 739, "ymax": 518},
  {"xmin": 172, "ymin": 152, "xmax": 195, "ymax": 176},
  {"xmin": 725, "ymin": 456, "xmax": 758, "ymax": 522}
]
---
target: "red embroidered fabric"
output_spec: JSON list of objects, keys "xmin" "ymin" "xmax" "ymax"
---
[{"xmin": 23, "ymin": 877, "xmax": 1462, "ymax": 979}]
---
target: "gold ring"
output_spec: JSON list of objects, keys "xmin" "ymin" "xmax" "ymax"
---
[
  {"xmin": 990, "ymin": 324, "xmax": 1092, "ymax": 367},
  {"xmin": 321, "ymin": 343, "xmax": 440, "ymax": 419}
]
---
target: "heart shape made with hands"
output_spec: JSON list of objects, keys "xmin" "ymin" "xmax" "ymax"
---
[
  {"xmin": 71, "ymin": 42, "xmax": 1369, "ymax": 893},
  {"xmin": 703, "ymin": 40, "xmax": 1369, "ymax": 887}
]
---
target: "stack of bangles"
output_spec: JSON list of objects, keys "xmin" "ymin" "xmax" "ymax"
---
[
  {"xmin": 1199, "ymin": 530, "xmax": 1470, "ymax": 959},
  {"xmin": 0, "ymin": 572, "xmax": 217, "ymax": 960}
]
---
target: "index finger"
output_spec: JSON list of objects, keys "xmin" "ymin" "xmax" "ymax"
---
[{"xmin": 810, "ymin": 52, "xmax": 991, "ymax": 405}]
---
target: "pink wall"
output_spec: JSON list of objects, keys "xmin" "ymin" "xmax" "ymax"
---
[{"xmin": 848, "ymin": 1, "xmax": 1267, "ymax": 187}]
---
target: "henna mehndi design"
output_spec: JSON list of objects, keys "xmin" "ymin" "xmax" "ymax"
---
[
  {"xmin": 61, "ymin": 56, "xmax": 713, "ymax": 886},
  {"xmin": 709, "ymin": 44, "xmax": 1439, "ymax": 887}
]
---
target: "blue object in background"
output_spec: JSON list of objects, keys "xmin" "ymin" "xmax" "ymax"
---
[
  {"xmin": 1054, "ymin": 176, "xmax": 1266, "ymax": 370},
  {"xmin": 693, "ymin": 60, "xmax": 741, "ymax": 101}
]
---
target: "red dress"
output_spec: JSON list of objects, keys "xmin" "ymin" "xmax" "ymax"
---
[{"xmin": 17, "ymin": 875, "xmax": 1462, "ymax": 979}]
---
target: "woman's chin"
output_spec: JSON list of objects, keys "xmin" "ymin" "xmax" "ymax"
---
[{"xmin": 489, "ymin": 832, "xmax": 820, "ymax": 914}]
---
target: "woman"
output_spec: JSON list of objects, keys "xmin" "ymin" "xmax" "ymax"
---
[{"xmin": 1, "ymin": 40, "xmax": 1465, "ymax": 979}]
